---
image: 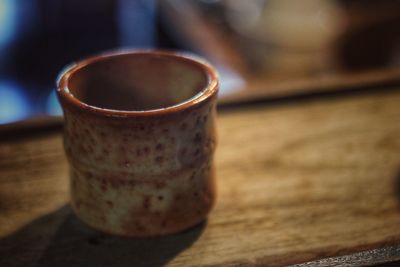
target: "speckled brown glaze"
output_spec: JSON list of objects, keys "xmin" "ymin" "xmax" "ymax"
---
[{"xmin": 57, "ymin": 50, "xmax": 218, "ymax": 237}]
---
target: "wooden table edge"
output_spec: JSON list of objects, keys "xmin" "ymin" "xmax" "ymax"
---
[{"xmin": 291, "ymin": 245, "xmax": 400, "ymax": 267}]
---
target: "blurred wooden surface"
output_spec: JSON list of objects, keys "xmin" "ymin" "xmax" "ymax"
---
[
  {"xmin": 1, "ymin": 88, "xmax": 400, "ymax": 266},
  {"xmin": 219, "ymin": 68, "xmax": 400, "ymax": 107}
]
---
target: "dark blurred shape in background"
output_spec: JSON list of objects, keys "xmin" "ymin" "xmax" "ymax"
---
[
  {"xmin": 338, "ymin": 0, "xmax": 400, "ymax": 70},
  {"xmin": 0, "ymin": 0, "xmax": 400, "ymax": 124},
  {"xmin": 0, "ymin": 0, "xmax": 161, "ymax": 123}
]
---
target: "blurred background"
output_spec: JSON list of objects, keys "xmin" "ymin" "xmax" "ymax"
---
[{"xmin": 0, "ymin": 0, "xmax": 399, "ymax": 124}]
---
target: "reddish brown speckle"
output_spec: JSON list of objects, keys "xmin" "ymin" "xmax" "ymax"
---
[
  {"xmin": 143, "ymin": 196, "xmax": 151, "ymax": 209},
  {"xmin": 204, "ymin": 192, "xmax": 211, "ymax": 204},
  {"xmin": 180, "ymin": 123, "xmax": 187, "ymax": 130},
  {"xmin": 155, "ymin": 143, "xmax": 164, "ymax": 151},
  {"xmin": 189, "ymin": 163, "xmax": 196, "ymax": 169},
  {"xmin": 158, "ymin": 195, "xmax": 164, "ymax": 201},
  {"xmin": 155, "ymin": 181, "xmax": 166, "ymax": 189},
  {"xmin": 161, "ymin": 220, "xmax": 167, "ymax": 228},
  {"xmin": 101, "ymin": 184, "xmax": 107, "ymax": 192},
  {"xmin": 110, "ymin": 180, "xmax": 119, "ymax": 189},
  {"xmin": 143, "ymin": 146, "xmax": 150, "ymax": 154},
  {"xmin": 180, "ymin": 147, "xmax": 187, "ymax": 156},
  {"xmin": 128, "ymin": 180, "xmax": 136, "ymax": 187},
  {"xmin": 202, "ymin": 185, "xmax": 207, "ymax": 193},
  {"xmin": 87, "ymin": 136, "xmax": 95, "ymax": 145},
  {"xmin": 175, "ymin": 194, "xmax": 182, "ymax": 201},
  {"xmin": 193, "ymin": 133, "xmax": 202, "ymax": 143},
  {"xmin": 146, "ymin": 126, "xmax": 154, "ymax": 134},
  {"xmin": 79, "ymin": 144, "xmax": 86, "ymax": 153},
  {"xmin": 87, "ymin": 145, "xmax": 94, "ymax": 153},
  {"xmin": 102, "ymin": 148, "xmax": 109, "ymax": 154},
  {"xmin": 95, "ymin": 156, "xmax": 105, "ymax": 162},
  {"xmin": 106, "ymin": 200, "xmax": 113, "ymax": 207},
  {"xmin": 88, "ymin": 181, "xmax": 94, "ymax": 189},
  {"xmin": 124, "ymin": 160, "xmax": 131, "ymax": 167},
  {"xmin": 69, "ymin": 132, "xmax": 77, "ymax": 139},
  {"xmin": 136, "ymin": 148, "xmax": 142, "ymax": 156},
  {"xmin": 100, "ymin": 131, "xmax": 107, "ymax": 137},
  {"xmin": 154, "ymin": 211, "xmax": 162, "ymax": 216},
  {"xmin": 205, "ymin": 139, "xmax": 214, "ymax": 149},
  {"xmin": 76, "ymin": 200, "xmax": 82, "ymax": 209},
  {"xmin": 135, "ymin": 222, "xmax": 146, "ymax": 231},
  {"xmin": 155, "ymin": 156, "xmax": 163, "ymax": 163},
  {"xmin": 194, "ymin": 149, "xmax": 200, "ymax": 156},
  {"xmin": 207, "ymin": 164, "xmax": 212, "ymax": 171},
  {"xmin": 196, "ymin": 116, "xmax": 201, "ymax": 125},
  {"xmin": 162, "ymin": 128, "xmax": 169, "ymax": 133}
]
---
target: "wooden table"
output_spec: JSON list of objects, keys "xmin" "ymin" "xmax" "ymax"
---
[{"xmin": 1, "ymin": 85, "xmax": 400, "ymax": 266}]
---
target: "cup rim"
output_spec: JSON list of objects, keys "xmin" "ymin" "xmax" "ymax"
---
[{"xmin": 56, "ymin": 49, "xmax": 219, "ymax": 117}]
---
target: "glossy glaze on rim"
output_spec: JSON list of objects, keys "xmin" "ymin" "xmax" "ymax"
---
[{"xmin": 57, "ymin": 50, "xmax": 219, "ymax": 117}]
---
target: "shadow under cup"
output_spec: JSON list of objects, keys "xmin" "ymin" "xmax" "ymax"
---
[{"xmin": 57, "ymin": 51, "xmax": 219, "ymax": 237}]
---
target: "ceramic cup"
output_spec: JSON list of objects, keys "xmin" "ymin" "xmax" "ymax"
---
[{"xmin": 57, "ymin": 50, "xmax": 219, "ymax": 237}]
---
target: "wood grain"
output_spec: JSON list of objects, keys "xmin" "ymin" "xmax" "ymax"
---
[{"xmin": 1, "ymin": 89, "xmax": 400, "ymax": 266}]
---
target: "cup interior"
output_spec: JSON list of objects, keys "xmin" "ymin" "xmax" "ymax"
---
[{"xmin": 66, "ymin": 52, "xmax": 210, "ymax": 111}]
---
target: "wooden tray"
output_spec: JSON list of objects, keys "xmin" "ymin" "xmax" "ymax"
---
[{"xmin": 1, "ymin": 87, "xmax": 400, "ymax": 266}]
